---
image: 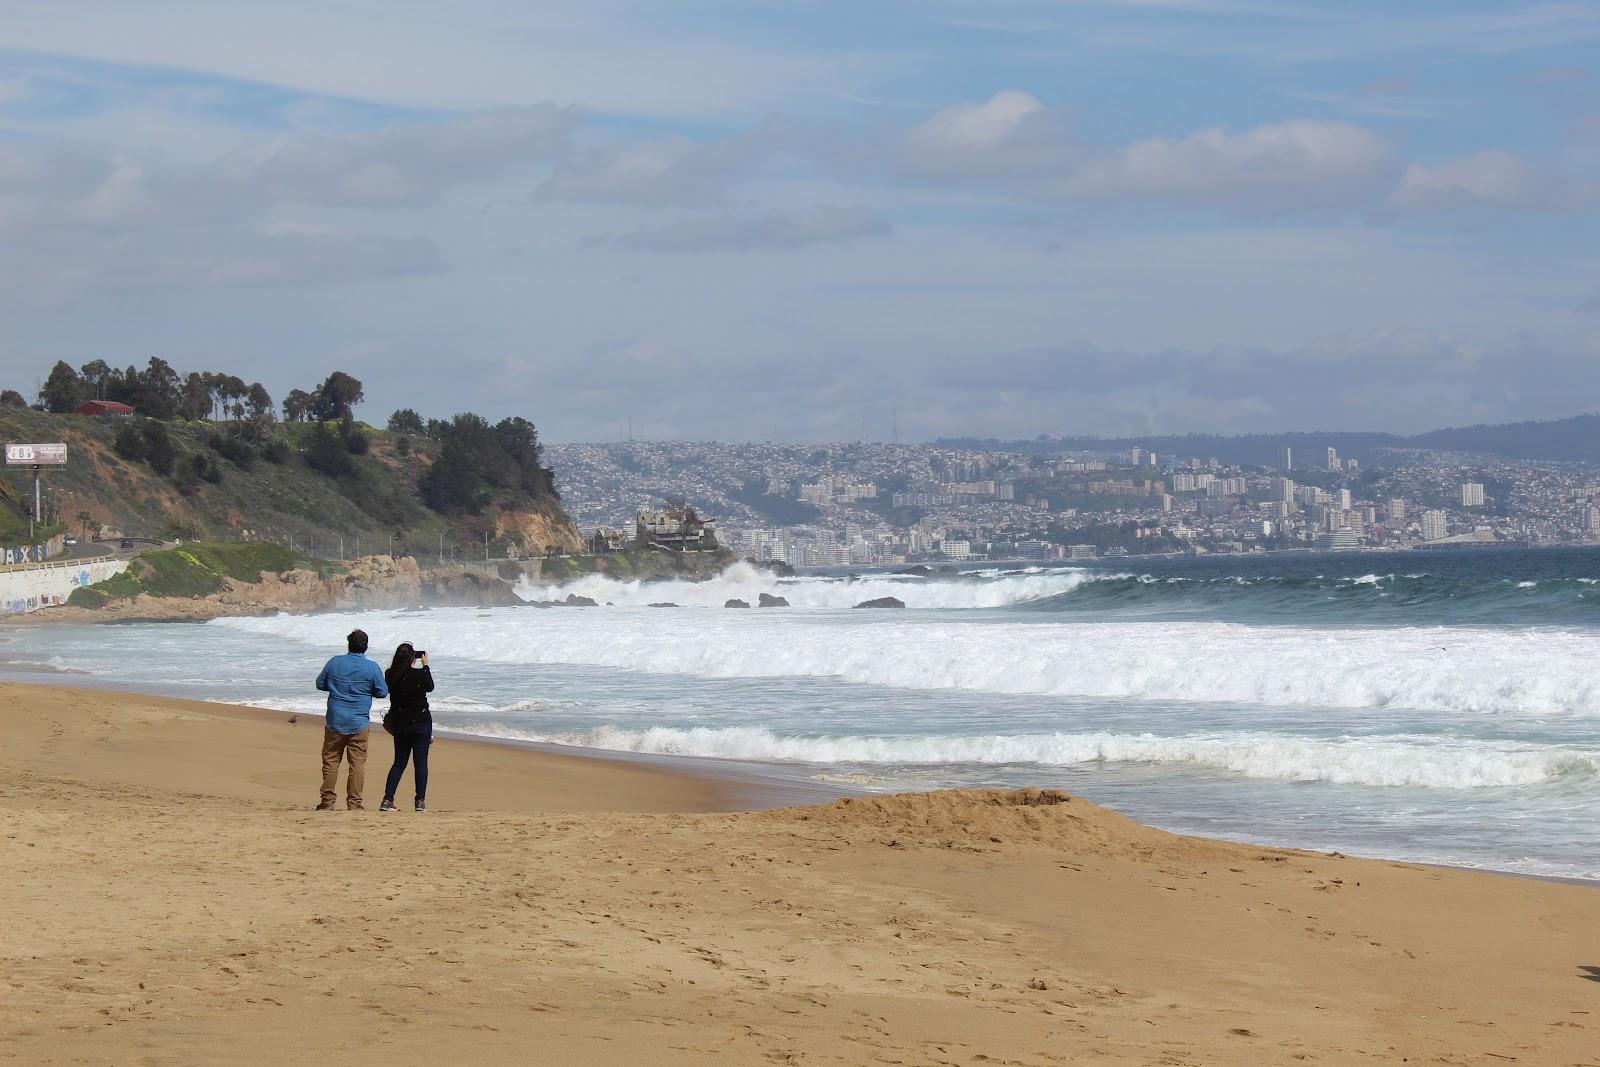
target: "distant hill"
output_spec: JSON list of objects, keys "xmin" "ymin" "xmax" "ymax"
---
[
  {"xmin": 0, "ymin": 409, "xmax": 582, "ymax": 558},
  {"xmin": 937, "ymin": 413, "xmax": 1600, "ymax": 467}
]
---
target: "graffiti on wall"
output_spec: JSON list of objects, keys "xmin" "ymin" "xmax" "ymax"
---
[
  {"xmin": 1, "ymin": 541, "xmax": 55, "ymax": 566},
  {"xmin": 0, "ymin": 558, "xmax": 128, "ymax": 615}
]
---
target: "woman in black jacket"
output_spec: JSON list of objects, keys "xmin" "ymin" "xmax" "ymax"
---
[{"xmin": 380, "ymin": 642, "xmax": 435, "ymax": 812}]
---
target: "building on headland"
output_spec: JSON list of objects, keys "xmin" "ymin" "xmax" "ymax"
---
[
  {"xmin": 1278, "ymin": 446, "xmax": 1292, "ymax": 472},
  {"xmin": 589, "ymin": 527, "xmax": 627, "ymax": 554},
  {"xmin": 635, "ymin": 507, "xmax": 717, "ymax": 551},
  {"xmin": 1326, "ymin": 447, "xmax": 1340, "ymax": 471},
  {"xmin": 1420, "ymin": 509, "xmax": 1449, "ymax": 542},
  {"xmin": 1460, "ymin": 482, "xmax": 1485, "ymax": 507},
  {"xmin": 74, "ymin": 400, "xmax": 135, "ymax": 417}
]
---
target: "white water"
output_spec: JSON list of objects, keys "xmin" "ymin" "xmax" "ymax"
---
[
  {"xmin": 517, "ymin": 560, "xmax": 1101, "ymax": 609},
  {"xmin": 10, "ymin": 561, "xmax": 1600, "ymax": 879},
  {"xmin": 211, "ymin": 610, "xmax": 1600, "ymax": 719}
]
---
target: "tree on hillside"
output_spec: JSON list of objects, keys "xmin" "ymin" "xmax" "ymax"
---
[
  {"xmin": 310, "ymin": 371, "xmax": 364, "ymax": 422},
  {"xmin": 217, "ymin": 375, "xmax": 249, "ymax": 421},
  {"xmin": 134, "ymin": 357, "xmax": 182, "ymax": 420},
  {"xmin": 0, "ymin": 389, "xmax": 27, "ymax": 409},
  {"xmin": 303, "ymin": 420, "xmax": 354, "ymax": 477},
  {"xmin": 39, "ymin": 361, "xmax": 85, "ymax": 413},
  {"xmin": 246, "ymin": 383, "xmax": 274, "ymax": 424},
  {"xmin": 79, "ymin": 360, "xmax": 113, "ymax": 400},
  {"xmin": 418, "ymin": 437, "xmax": 482, "ymax": 514},
  {"xmin": 282, "ymin": 389, "xmax": 315, "ymax": 422},
  {"xmin": 178, "ymin": 373, "xmax": 213, "ymax": 421},
  {"xmin": 387, "ymin": 408, "xmax": 425, "ymax": 435}
]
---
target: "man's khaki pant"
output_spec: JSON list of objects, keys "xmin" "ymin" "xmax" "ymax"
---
[{"xmin": 320, "ymin": 727, "xmax": 369, "ymax": 810}]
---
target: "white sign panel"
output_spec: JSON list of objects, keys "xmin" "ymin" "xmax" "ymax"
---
[{"xmin": 5, "ymin": 443, "xmax": 67, "ymax": 466}]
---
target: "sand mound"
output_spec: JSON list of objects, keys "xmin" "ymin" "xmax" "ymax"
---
[{"xmin": 765, "ymin": 787, "xmax": 1197, "ymax": 856}]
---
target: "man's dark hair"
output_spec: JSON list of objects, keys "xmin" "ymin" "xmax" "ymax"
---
[{"xmin": 347, "ymin": 629, "xmax": 369, "ymax": 654}]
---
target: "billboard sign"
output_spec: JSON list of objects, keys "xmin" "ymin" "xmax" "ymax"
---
[{"xmin": 5, "ymin": 443, "xmax": 67, "ymax": 466}]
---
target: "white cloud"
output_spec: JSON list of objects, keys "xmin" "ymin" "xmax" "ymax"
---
[
  {"xmin": 1392, "ymin": 151, "xmax": 1541, "ymax": 211},
  {"xmin": 1063, "ymin": 119, "xmax": 1393, "ymax": 208},
  {"xmin": 536, "ymin": 137, "xmax": 733, "ymax": 205},
  {"xmin": 600, "ymin": 206, "xmax": 891, "ymax": 251},
  {"xmin": 899, "ymin": 90, "xmax": 1074, "ymax": 179},
  {"xmin": 213, "ymin": 107, "xmax": 572, "ymax": 206}
]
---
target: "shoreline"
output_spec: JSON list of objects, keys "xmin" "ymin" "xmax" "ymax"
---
[{"xmin": 4, "ymin": 666, "xmax": 1594, "ymax": 889}]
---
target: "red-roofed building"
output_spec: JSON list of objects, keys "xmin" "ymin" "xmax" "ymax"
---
[{"xmin": 75, "ymin": 400, "xmax": 135, "ymax": 417}]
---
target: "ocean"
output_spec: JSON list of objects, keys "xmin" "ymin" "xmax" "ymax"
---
[{"xmin": 7, "ymin": 545, "xmax": 1600, "ymax": 879}]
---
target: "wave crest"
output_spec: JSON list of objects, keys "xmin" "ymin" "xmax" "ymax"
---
[{"xmin": 459, "ymin": 723, "xmax": 1598, "ymax": 790}]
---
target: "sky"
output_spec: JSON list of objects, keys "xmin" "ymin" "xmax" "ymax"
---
[{"xmin": 1, "ymin": 1, "xmax": 1597, "ymax": 442}]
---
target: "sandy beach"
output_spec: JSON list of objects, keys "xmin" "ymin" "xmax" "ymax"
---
[{"xmin": 4, "ymin": 682, "xmax": 1600, "ymax": 1065}]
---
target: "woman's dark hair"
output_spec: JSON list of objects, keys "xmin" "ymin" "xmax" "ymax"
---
[{"xmin": 388, "ymin": 642, "xmax": 415, "ymax": 679}]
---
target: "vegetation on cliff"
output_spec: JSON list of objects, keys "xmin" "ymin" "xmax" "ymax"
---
[
  {"xmin": 0, "ymin": 360, "xmax": 582, "ymax": 559},
  {"xmin": 67, "ymin": 542, "xmax": 322, "ymax": 607}
]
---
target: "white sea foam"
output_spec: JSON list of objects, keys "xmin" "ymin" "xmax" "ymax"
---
[
  {"xmin": 459, "ymin": 723, "xmax": 1597, "ymax": 789},
  {"xmin": 212, "ymin": 609, "xmax": 1600, "ymax": 717},
  {"xmin": 515, "ymin": 560, "xmax": 1103, "ymax": 610}
]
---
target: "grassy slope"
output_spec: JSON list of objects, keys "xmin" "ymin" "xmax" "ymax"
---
[
  {"xmin": 0, "ymin": 410, "xmax": 577, "ymax": 557},
  {"xmin": 67, "ymin": 541, "xmax": 329, "ymax": 607}
]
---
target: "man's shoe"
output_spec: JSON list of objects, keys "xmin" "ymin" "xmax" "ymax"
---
[
  {"xmin": 414, "ymin": 801, "xmax": 427, "ymax": 812},
  {"xmin": 379, "ymin": 799, "xmax": 397, "ymax": 811},
  {"xmin": 314, "ymin": 803, "xmax": 336, "ymax": 811}
]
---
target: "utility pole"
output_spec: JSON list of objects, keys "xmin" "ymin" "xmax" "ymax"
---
[
  {"xmin": 484, "ymin": 530, "xmax": 489, "ymax": 561},
  {"xmin": 438, "ymin": 530, "xmax": 443, "ymax": 564}
]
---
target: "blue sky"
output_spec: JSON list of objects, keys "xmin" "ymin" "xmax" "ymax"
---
[{"xmin": 1, "ymin": 1, "xmax": 1597, "ymax": 440}]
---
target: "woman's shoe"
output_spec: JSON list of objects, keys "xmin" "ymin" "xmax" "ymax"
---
[{"xmin": 379, "ymin": 798, "xmax": 397, "ymax": 811}]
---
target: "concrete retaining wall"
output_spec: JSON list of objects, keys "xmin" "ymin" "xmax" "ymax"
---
[
  {"xmin": 0, "ymin": 534, "xmax": 66, "ymax": 566},
  {"xmin": 0, "ymin": 558, "xmax": 128, "ymax": 615}
]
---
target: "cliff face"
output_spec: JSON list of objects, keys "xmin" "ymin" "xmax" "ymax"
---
[
  {"xmin": 34, "ymin": 555, "xmax": 522, "ymax": 625},
  {"xmin": 493, "ymin": 506, "xmax": 586, "ymax": 555}
]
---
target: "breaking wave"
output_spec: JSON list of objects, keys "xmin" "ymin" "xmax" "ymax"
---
[
  {"xmin": 212, "ymin": 611, "xmax": 1600, "ymax": 717},
  {"xmin": 508, "ymin": 562, "xmax": 1600, "ymax": 625},
  {"xmin": 461, "ymin": 723, "xmax": 1600, "ymax": 790},
  {"xmin": 516, "ymin": 560, "xmax": 1101, "ymax": 610}
]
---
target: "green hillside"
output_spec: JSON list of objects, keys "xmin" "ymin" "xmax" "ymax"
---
[
  {"xmin": 67, "ymin": 541, "xmax": 326, "ymax": 607},
  {"xmin": 0, "ymin": 409, "xmax": 580, "ymax": 560}
]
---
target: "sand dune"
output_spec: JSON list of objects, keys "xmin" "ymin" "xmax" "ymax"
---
[{"xmin": 4, "ymin": 683, "xmax": 1600, "ymax": 1065}]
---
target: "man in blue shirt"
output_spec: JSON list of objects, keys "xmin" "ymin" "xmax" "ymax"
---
[{"xmin": 314, "ymin": 628, "xmax": 389, "ymax": 810}]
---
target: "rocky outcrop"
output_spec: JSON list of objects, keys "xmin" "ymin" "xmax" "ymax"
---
[
  {"xmin": 757, "ymin": 593, "xmax": 790, "ymax": 607},
  {"xmin": 854, "ymin": 596, "xmax": 906, "ymax": 609},
  {"xmin": 724, "ymin": 598, "xmax": 750, "ymax": 609}
]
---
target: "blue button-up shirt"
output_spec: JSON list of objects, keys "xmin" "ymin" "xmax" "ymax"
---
[{"xmin": 315, "ymin": 652, "xmax": 389, "ymax": 735}]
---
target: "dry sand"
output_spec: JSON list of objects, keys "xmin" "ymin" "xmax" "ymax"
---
[{"xmin": 4, "ymin": 682, "xmax": 1600, "ymax": 1066}]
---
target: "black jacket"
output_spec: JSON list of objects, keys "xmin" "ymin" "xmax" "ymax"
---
[{"xmin": 384, "ymin": 665, "xmax": 435, "ymax": 736}]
